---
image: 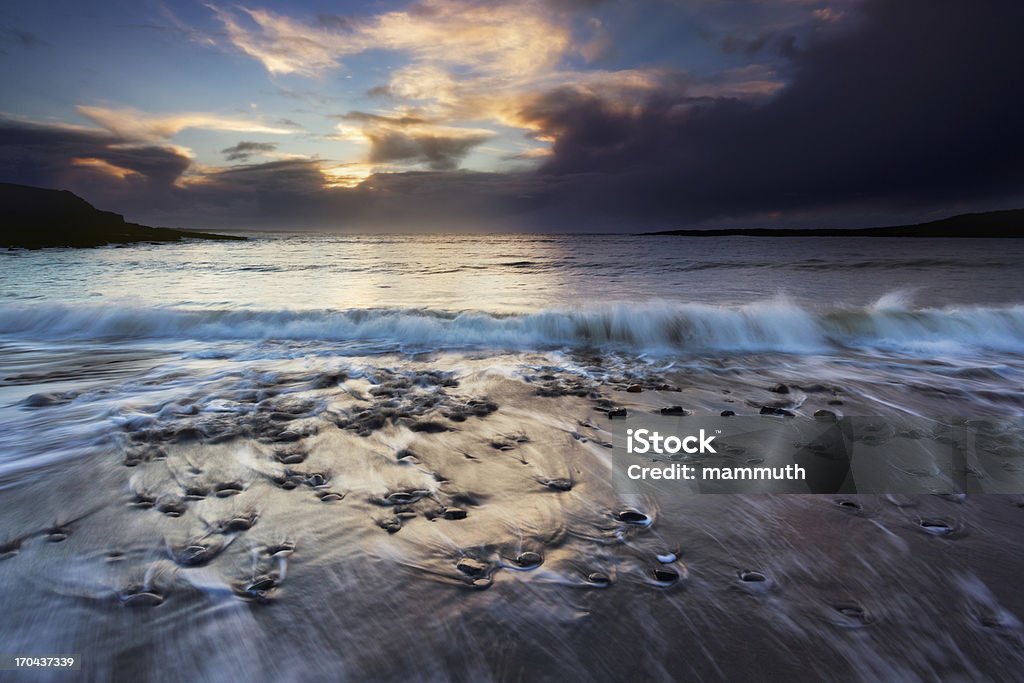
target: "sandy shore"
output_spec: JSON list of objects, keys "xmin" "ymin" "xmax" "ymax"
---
[{"xmin": 1, "ymin": 350, "xmax": 1023, "ymax": 681}]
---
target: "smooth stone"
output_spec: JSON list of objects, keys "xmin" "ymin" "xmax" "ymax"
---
[
  {"xmin": 157, "ymin": 500, "xmax": 186, "ymax": 517},
  {"xmin": 587, "ymin": 572, "xmax": 610, "ymax": 585},
  {"xmin": 214, "ymin": 482, "xmax": 244, "ymax": 497},
  {"xmin": 275, "ymin": 449, "xmax": 307, "ymax": 464},
  {"xmin": 769, "ymin": 384, "xmax": 790, "ymax": 394},
  {"xmin": 760, "ymin": 406, "xmax": 795, "ymax": 417},
  {"xmin": 384, "ymin": 490, "xmax": 428, "ymax": 505},
  {"xmin": 919, "ymin": 519, "xmax": 954, "ymax": 535},
  {"xmin": 456, "ymin": 558, "xmax": 489, "ymax": 578},
  {"xmin": 177, "ymin": 544, "xmax": 214, "ymax": 566},
  {"xmin": 813, "ymin": 409, "xmax": 838, "ymax": 420},
  {"xmin": 656, "ymin": 552, "xmax": 677, "ymax": 563},
  {"xmin": 443, "ymin": 507, "xmax": 468, "ymax": 520},
  {"xmin": 660, "ymin": 406, "xmax": 688, "ymax": 416},
  {"xmin": 247, "ymin": 576, "xmax": 278, "ymax": 592},
  {"xmin": 653, "ymin": 567, "xmax": 679, "ymax": 584},
  {"xmin": 182, "ymin": 486, "xmax": 208, "ymax": 499},
  {"xmin": 380, "ymin": 518, "xmax": 402, "ymax": 534},
  {"xmin": 738, "ymin": 570, "xmax": 767, "ymax": 582},
  {"xmin": 542, "ymin": 478, "xmax": 573, "ymax": 491},
  {"xmin": 514, "ymin": 551, "xmax": 543, "ymax": 569},
  {"xmin": 720, "ymin": 410, "xmax": 736, "ymax": 417},
  {"xmin": 617, "ymin": 509, "xmax": 651, "ymax": 525},
  {"xmin": 305, "ymin": 473, "xmax": 328, "ymax": 488},
  {"xmin": 223, "ymin": 516, "xmax": 256, "ymax": 532},
  {"xmin": 626, "ymin": 385, "xmax": 643, "ymax": 393},
  {"xmin": 607, "ymin": 408, "xmax": 627, "ymax": 419},
  {"xmin": 120, "ymin": 590, "xmax": 164, "ymax": 607}
]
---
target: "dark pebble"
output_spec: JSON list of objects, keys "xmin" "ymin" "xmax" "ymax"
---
[
  {"xmin": 660, "ymin": 406, "xmax": 688, "ymax": 416},
  {"xmin": 626, "ymin": 385, "xmax": 643, "ymax": 393},
  {"xmin": 456, "ymin": 558, "xmax": 489, "ymax": 578},
  {"xmin": 119, "ymin": 589, "xmax": 164, "ymax": 608},
  {"xmin": 379, "ymin": 518, "xmax": 402, "ymax": 533},
  {"xmin": 652, "ymin": 567, "xmax": 679, "ymax": 584},
  {"xmin": 514, "ymin": 551, "xmax": 543, "ymax": 569},
  {"xmin": 813, "ymin": 409, "xmax": 838, "ymax": 420},
  {"xmin": 769, "ymin": 384, "xmax": 790, "ymax": 394},
  {"xmin": 275, "ymin": 449, "xmax": 307, "ymax": 464},
  {"xmin": 157, "ymin": 500, "xmax": 187, "ymax": 518},
  {"xmin": 607, "ymin": 408, "xmax": 627, "ymax": 419},
  {"xmin": 617, "ymin": 509, "xmax": 651, "ymax": 525},
  {"xmin": 720, "ymin": 410, "xmax": 736, "ymax": 417},
  {"xmin": 215, "ymin": 482, "xmax": 244, "ymax": 497},
  {"xmin": 443, "ymin": 507, "xmax": 468, "ymax": 520},
  {"xmin": 919, "ymin": 519, "xmax": 954, "ymax": 536},
  {"xmin": 760, "ymin": 406, "xmax": 795, "ymax": 417}
]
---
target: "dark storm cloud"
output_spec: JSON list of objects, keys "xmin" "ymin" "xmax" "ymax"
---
[
  {"xmin": 3, "ymin": 0, "xmax": 1021, "ymax": 231},
  {"xmin": 166, "ymin": 161, "xmax": 538, "ymax": 230},
  {"xmin": 335, "ymin": 111, "xmax": 494, "ymax": 171},
  {"xmin": 334, "ymin": 111, "xmax": 429, "ymax": 126},
  {"xmin": 522, "ymin": 0, "xmax": 1024, "ymax": 226},
  {"xmin": 0, "ymin": 115, "xmax": 190, "ymax": 190},
  {"xmin": 220, "ymin": 140, "xmax": 278, "ymax": 161},
  {"xmin": 365, "ymin": 129, "xmax": 492, "ymax": 171}
]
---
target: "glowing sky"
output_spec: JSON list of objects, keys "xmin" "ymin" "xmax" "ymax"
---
[{"xmin": 1, "ymin": 0, "xmax": 1022, "ymax": 230}]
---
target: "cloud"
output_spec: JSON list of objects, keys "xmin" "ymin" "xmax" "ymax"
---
[
  {"xmin": 76, "ymin": 106, "xmax": 294, "ymax": 142},
  {"xmin": 517, "ymin": 0, "xmax": 1024, "ymax": 226},
  {"xmin": 3, "ymin": 0, "xmax": 1022, "ymax": 232},
  {"xmin": 332, "ymin": 111, "xmax": 495, "ymax": 171},
  {"xmin": 0, "ymin": 114, "xmax": 195, "ymax": 218},
  {"xmin": 211, "ymin": 1, "xmax": 571, "ymax": 81},
  {"xmin": 221, "ymin": 141, "xmax": 278, "ymax": 161}
]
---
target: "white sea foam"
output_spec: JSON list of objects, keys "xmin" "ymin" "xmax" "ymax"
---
[{"xmin": 1, "ymin": 296, "xmax": 1021, "ymax": 355}]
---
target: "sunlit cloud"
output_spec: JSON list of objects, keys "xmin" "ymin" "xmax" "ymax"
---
[
  {"xmin": 76, "ymin": 105, "xmax": 294, "ymax": 142},
  {"xmin": 320, "ymin": 162, "xmax": 376, "ymax": 188},
  {"xmin": 70, "ymin": 156, "xmax": 142, "ymax": 180},
  {"xmin": 211, "ymin": 1, "xmax": 570, "ymax": 81},
  {"xmin": 331, "ymin": 112, "xmax": 496, "ymax": 171}
]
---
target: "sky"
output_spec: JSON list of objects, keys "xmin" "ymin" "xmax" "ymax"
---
[{"xmin": 0, "ymin": 0, "xmax": 1022, "ymax": 231}]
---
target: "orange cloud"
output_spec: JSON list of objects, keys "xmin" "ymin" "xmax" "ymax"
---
[
  {"xmin": 71, "ymin": 157, "xmax": 141, "ymax": 180},
  {"xmin": 76, "ymin": 106, "xmax": 294, "ymax": 142}
]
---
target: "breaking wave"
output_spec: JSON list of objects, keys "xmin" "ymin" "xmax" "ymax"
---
[{"xmin": 1, "ymin": 297, "xmax": 1022, "ymax": 355}]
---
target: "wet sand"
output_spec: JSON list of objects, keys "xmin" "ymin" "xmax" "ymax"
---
[{"xmin": 2, "ymin": 349, "xmax": 1023, "ymax": 681}]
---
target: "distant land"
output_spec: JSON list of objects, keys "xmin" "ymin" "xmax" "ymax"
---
[
  {"xmin": 647, "ymin": 209, "xmax": 1024, "ymax": 238},
  {"xmin": 0, "ymin": 183, "xmax": 244, "ymax": 249}
]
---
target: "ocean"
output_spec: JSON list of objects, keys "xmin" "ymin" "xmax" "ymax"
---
[{"xmin": 1, "ymin": 233, "xmax": 1023, "ymax": 681}]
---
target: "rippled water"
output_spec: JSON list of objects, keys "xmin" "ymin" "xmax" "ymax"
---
[
  {"xmin": 2, "ymin": 233, "xmax": 1023, "ymax": 309},
  {"xmin": 1, "ymin": 234, "xmax": 1023, "ymax": 682}
]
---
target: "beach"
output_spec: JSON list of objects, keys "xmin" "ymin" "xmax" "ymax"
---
[{"xmin": 1, "ymin": 234, "xmax": 1023, "ymax": 681}]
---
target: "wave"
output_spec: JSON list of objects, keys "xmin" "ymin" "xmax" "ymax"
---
[{"xmin": 1, "ymin": 298, "xmax": 1022, "ymax": 355}]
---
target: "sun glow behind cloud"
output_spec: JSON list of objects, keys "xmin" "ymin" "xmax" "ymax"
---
[
  {"xmin": 6, "ymin": 0, "xmax": 796, "ymax": 197},
  {"xmin": 16, "ymin": 0, "xmax": 1005, "ymax": 233}
]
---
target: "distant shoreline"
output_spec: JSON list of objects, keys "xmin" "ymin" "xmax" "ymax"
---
[
  {"xmin": 1, "ymin": 183, "xmax": 244, "ymax": 249},
  {"xmin": 644, "ymin": 208, "xmax": 1024, "ymax": 238}
]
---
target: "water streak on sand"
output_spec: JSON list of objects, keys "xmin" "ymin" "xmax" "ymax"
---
[{"xmin": 1, "ymin": 235, "xmax": 1023, "ymax": 681}]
